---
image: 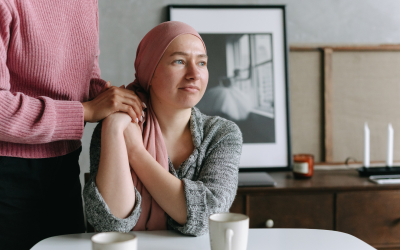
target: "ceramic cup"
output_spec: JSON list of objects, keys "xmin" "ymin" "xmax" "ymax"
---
[
  {"xmin": 91, "ymin": 232, "xmax": 137, "ymax": 250},
  {"xmin": 209, "ymin": 213, "xmax": 249, "ymax": 250}
]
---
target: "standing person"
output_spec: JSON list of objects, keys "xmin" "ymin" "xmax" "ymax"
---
[{"xmin": 0, "ymin": 1, "xmax": 144, "ymax": 249}]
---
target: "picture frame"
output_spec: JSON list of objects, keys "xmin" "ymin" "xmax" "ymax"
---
[{"xmin": 168, "ymin": 5, "xmax": 292, "ymax": 171}]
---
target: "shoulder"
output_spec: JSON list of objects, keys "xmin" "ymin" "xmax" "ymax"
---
[{"xmin": 192, "ymin": 107, "xmax": 242, "ymax": 146}]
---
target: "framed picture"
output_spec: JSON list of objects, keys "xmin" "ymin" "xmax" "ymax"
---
[{"xmin": 168, "ymin": 5, "xmax": 292, "ymax": 171}]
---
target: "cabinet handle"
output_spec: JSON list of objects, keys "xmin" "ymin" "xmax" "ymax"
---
[{"xmin": 265, "ymin": 219, "xmax": 274, "ymax": 228}]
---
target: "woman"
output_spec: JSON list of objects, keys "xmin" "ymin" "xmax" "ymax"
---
[
  {"xmin": 84, "ymin": 21, "xmax": 243, "ymax": 236},
  {"xmin": 0, "ymin": 1, "xmax": 144, "ymax": 249}
]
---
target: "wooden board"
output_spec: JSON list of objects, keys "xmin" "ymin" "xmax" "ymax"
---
[
  {"xmin": 248, "ymin": 193, "xmax": 333, "ymax": 229},
  {"xmin": 289, "ymin": 51, "xmax": 323, "ymax": 162},
  {"xmin": 337, "ymin": 190, "xmax": 400, "ymax": 247},
  {"xmin": 323, "ymin": 48, "xmax": 333, "ymax": 162},
  {"xmin": 331, "ymin": 51, "xmax": 400, "ymax": 162},
  {"xmin": 289, "ymin": 45, "xmax": 400, "ymax": 163}
]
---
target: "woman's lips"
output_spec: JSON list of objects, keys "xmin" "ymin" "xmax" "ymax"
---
[{"xmin": 179, "ymin": 86, "xmax": 200, "ymax": 93}]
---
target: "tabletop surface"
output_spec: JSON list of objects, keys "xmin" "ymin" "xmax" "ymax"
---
[{"xmin": 32, "ymin": 228, "xmax": 375, "ymax": 250}]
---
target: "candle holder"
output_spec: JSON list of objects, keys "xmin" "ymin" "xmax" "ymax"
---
[
  {"xmin": 357, "ymin": 166, "xmax": 400, "ymax": 177},
  {"xmin": 359, "ymin": 122, "xmax": 396, "ymax": 177},
  {"xmin": 293, "ymin": 154, "xmax": 314, "ymax": 178}
]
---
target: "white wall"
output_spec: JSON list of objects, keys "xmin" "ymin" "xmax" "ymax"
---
[{"xmin": 79, "ymin": 0, "xmax": 400, "ymax": 183}]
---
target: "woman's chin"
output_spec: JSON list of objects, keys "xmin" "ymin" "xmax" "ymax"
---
[
  {"xmin": 174, "ymin": 97, "xmax": 202, "ymax": 110},
  {"xmin": 176, "ymin": 103, "xmax": 197, "ymax": 110},
  {"xmin": 174, "ymin": 102, "xmax": 198, "ymax": 111}
]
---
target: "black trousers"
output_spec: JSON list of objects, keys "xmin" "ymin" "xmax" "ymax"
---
[{"xmin": 0, "ymin": 147, "xmax": 85, "ymax": 250}]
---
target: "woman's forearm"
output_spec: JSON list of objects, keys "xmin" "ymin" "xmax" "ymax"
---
[
  {"xmin": 127, "ymin": 144, "xmax": 188, "ymax": 225},
  {"xmin": 96, "ymin": 121, "xmax": 136, "ymax": 219}
]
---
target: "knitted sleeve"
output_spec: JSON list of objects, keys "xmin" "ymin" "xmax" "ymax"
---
[
  {"xmin": 167, "ymin": 120, "xmax": 243, "ymax": 236},
  {"xmin": 88, "ymin": 0, "xmax": 107, "ymax": 101},
  {"xmin": 83, "ymin": 122, "xmax": 142, "ymax": 232},
  {"xmin": 0, "ymin": 2, "xmax": 84, "ymax": 144}
]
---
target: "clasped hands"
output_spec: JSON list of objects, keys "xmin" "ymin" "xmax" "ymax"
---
[
  {"xmin": 83, "ymin": 81, "xmax": 145, "ymax": 123},
  {"xmin": 83, "ymin": 81, "xmax": 146, "ymax": 153}
]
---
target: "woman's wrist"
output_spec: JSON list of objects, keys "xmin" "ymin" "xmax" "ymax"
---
[
  {"xmin": 102, "ymin": 116, "xmax": 126, "ymax": 134},
  {"xmin": 127, "ymin": 146, "xmax": 148, "ymax": 166},
  {"xmin": 124, "ymin": 129, "xmax": 146, "ymax": 160},
  {"xmin": 82, "ymin": 101, "xmax": 93, "ymax": 122}
]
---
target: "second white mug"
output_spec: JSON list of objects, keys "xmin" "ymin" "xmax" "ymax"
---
[
  {"xmin": 209, "ymin": 212, "xmax": 249, "ymax": 250},
  {"xmin": 91, "ymin": 232, "xmax": 137, "ymax": 250}
]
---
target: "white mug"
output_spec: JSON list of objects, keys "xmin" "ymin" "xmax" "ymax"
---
[
  {"xmin": 91, "ymin": 232, "xmax": 137, "ymax": 250},
  {"xmin": 209, "ymin": 213, "xmax": 249, "ymax": 250}
]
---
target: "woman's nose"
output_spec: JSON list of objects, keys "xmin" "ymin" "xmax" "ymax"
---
[{"xmin": 186, "ymin": 62, "xmax": 201, "ymax": 81}]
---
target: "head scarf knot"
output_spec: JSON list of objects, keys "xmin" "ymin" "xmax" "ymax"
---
[{"xmin": 126, "ymin": 21, "xmax": 205, "ymax": 230}]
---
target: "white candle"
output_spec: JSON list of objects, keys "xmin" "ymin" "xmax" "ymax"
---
[
  {"xmin": 364, "ymin": 122, "xmax": 370, "ymax": 167},
  {"xmin": 386, "ymin": 123, "xmax": 394, "ymax": 167}
]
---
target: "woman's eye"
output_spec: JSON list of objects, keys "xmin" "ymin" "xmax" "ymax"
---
[{"xmin": 175, "ymin": 60, "xmax": 184, "ymax": 64}]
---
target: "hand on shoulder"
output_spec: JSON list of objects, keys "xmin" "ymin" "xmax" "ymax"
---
[{"xmin": 83, "ymin": 82, "xmax": 146, "ymax": 123}]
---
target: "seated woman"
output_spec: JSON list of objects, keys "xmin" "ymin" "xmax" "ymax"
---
[{"xmin": 83, "ymin": 21, "xmax": 243, "ymax": 236}]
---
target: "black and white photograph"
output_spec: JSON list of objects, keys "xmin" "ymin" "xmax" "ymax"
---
[
  {"xmin": 197, "ymin": 33, "xmax": 275, "ymax": 143},
  {"xmin": 169, "ymin": 5, "xmax": 291, "ymax": 169}
]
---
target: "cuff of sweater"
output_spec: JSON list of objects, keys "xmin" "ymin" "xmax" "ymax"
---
[
  {"xmin": 89, "ymin": 78, "xmax": 107, "ymax": 101},
  {"xmin": 51, "ymin": 100, "xmax": 84, "ymax": 141},
  {"xmin": 167, "ymin": 178, "xmax": 208, "ymax": 236},
  {"xmin": 83, "ymin": 179, "xmax": 142, "ymax": 233}
]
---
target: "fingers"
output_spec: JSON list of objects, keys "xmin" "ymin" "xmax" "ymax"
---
[
  {"xmin": 118, "ymin": 96, "xmax": 144, "ymax": 122},
  {"xmin": 108, "ymin": 85, "xmax": 146, "ymax": 111},
  {"xmin": 108, "ymin": 86, "xmax": 144, "ymax": 119},
  {"xmin": 118, "ymin": 104, "xmax": 139, "ymax": 123},
  {"xmin": 96, "ymin": 85, "xmax": 147, "ymax": 122}
]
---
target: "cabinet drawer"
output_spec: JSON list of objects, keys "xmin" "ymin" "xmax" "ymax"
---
[
  {"xmin": 337, "ymin": 190, "xmax": 400, "ymax": 246},
  {"xmin": 248, "ymin": 194, "xmax": 334, "ymax": 229},
  {"xmin": 230, "ymin": 195, "xmax": 245, "ymax": 214}
]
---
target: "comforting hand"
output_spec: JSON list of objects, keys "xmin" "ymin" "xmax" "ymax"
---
[{"xmin": 82, "ymin": 82, "xmax": 145, "ymax": 123}]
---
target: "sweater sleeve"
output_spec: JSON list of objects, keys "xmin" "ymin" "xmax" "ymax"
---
[
  {"xmin": 0, "ymin": 3, "xmax": 84, "ymax": 144},
  {"xmin": 83, "ymin": 122, "xmax": 142, "ymax": 232},
  {"xmin": 88, "ymin": 0, "xmax": 107, "ymax": 101},
  {"xmin": 167, "ymin": 121, "xmax": 243, "ymax": 236}
]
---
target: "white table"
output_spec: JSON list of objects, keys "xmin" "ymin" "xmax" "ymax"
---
[{"xmin": 32, "ymin": 229, "xmax": 375, "ymax": 250}]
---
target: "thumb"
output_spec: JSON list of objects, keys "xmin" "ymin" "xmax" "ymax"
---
[{"xmin": 119, "ymin": 85, "xmax": 126, "ymax": 89}]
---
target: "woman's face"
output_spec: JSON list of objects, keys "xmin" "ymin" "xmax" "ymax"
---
[{"xmin": 150, "ymin": 34, "xmax": 208, "ymax": 110}]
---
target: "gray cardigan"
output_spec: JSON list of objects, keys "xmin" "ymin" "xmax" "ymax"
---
[{"xmin": 83, "ymin": 107, "xmax": 243, "ymax": 236}]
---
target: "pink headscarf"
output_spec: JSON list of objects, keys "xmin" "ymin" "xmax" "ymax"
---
[{"xmin": 126, "ymin": 21, "xmax": 205, "ymax": 230}]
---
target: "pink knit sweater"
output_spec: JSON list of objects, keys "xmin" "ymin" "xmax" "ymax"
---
[{"xmin": 0, "ymin": 0, "xmax": 106, "ymax": 158}]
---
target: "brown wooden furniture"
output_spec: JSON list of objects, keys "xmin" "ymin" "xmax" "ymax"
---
[{"xmin": 230, "ymin": 170, "xmax": 400, "ymax": 250}]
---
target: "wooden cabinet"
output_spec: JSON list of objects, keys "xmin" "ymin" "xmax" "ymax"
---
[
  {"xmin": 248, "ymin": 194, "xmax": 333, "ymax": 229},
  {"xmin": 231, "ymin": 170, "xmax": 400, "ymax": 250},
  {"xmin": 337, "ymin": 190, "xmax": 400, "ymax": 249}
]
